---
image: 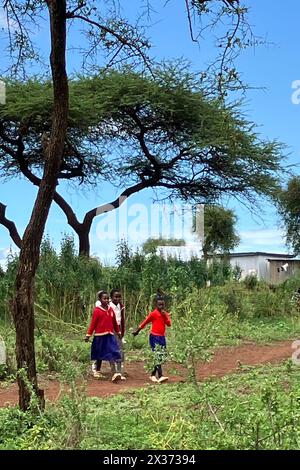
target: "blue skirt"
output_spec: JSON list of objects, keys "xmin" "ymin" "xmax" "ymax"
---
[
  {"xmin": 149, "ymin": 334, "xmax": 167, "ymax": 365},
  {"xmin": 91, "ymin": 334, "xmax": 121, "ymax": 361},
  {"xmin": 149, "ymin": 334, "xmax": 166, "ymax": 351}
]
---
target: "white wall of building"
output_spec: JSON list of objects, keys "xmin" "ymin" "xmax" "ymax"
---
[{"xmin": 228, "ymin": 254, "xmax": 297, "ymax": 282}]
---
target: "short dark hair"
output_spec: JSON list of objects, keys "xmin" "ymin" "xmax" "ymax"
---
[
  {"xmin": 97, "ymin": 290, "xmax": 108, "ymax": 300},
  {"xmin": 155, "ymin": 289, "xmax": 172, "ymax": 305},
  {"xmin": 156, "ymin": 294, "xmax": 165, "ymax": 301},
  {"xmin": 110, "ymin": 288, "xmax": 121, "ymax": 297}
]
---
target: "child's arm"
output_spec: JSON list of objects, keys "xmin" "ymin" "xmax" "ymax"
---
[
  {"xmin": 121, "ymin": 304, "xmax": 125, "ymax": 337},
  {"xmin": 132, "ymin": 327, "xmax": 141, "ymax": 336},
  {"xmin": 132, "ymin": 312, "xmax": 153, "ymax": 336},
  {"xmin": 112, "ymin": 310, "xmax": 121, "ymax": 337},
  {"xmin": 162, "ymin": 312, "xmax": 172, "ymax": 327},
  {"xmin": 85, "ymin": 307, "xmax": 99, "ymax": 340}
]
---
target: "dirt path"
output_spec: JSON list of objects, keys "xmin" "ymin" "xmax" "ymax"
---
[{"xmin": 0, "ymin": 340, "xmax": 295, "ymax": 407}]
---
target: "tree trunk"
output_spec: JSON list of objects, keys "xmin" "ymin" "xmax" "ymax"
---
[
  {"xmin": 78, "ymin": 225, "xmax": 91, "ymax": 257},
  {"xmin": 12, "ymin": 0, "xmax": 69, "ymax": 411}
]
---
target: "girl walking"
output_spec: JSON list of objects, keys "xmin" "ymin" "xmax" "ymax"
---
[
  {"xmin": 133, "ymin": 294, "xmax": 171, "ymax": 383},
  {"xmin": 85, "ymin": 291, "xmax": 122, "ymax": 382}
]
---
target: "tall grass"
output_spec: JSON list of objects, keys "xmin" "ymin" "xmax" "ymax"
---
[
  {"xmin": 1, "ymin": 236, "xmax": 299, "ymax": 329},
  {"xmin": 0, "ymin": 237, "xmax": 237, "ymax": 326}
]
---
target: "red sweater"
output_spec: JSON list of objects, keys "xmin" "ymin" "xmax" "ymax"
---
[
  {"xmin": 87, "ymin": 306, "xmax": 120, "ymax": 337},
  {"xmin": 139, "ymin": 309, "xmax": 171, "ymax": 336}
]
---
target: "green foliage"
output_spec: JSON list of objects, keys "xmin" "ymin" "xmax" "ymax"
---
[
  {"xmin": 278, "ymin": 176, "xmax": 300, "ymax": 255},
  {"xmin": 0, "ymin": 237, "xmax": 299, "ymax": 328},
  {"xmin": 35, "ymin": 235, "xmax": 105, "ymax": 323},
  {"xmin": 3, "ymin": 362, "xmax": 300, "ymax": 449},
  {"xmin": 142, "ymin": 238, "xmax": 186, "ymax": 255},
  {"xmin": 244, "ymin": 274, "xmax": 259, "ymax": 290},
  {"xmin": 1, "ymin": 67, "xmax": 285, "ymax": 205},
  {"xmin": 202, "ymin": 205, "xmax": 240, "ymax": 257},
  {"xmin": 112, "ymin": 240, "xmax": 235, "ymax": 316},
  {"xmin": 2, "ymin": 237, "xmax": 300, "ymax": 381}
]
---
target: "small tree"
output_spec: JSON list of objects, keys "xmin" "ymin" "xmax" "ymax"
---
[
  {"xmin": 202, "ymin": 205, "xmax": 240, "ymax": 259},
  {"xmin": 278, "ymin": 176, "xmax": 300, "ymax": 255}
]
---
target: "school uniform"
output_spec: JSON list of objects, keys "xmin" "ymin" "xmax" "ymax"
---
[
  {"xmin": 87, "ymin": 305, "xmax": 121, "ymax": 362},
  {"xmin": 139, "ymin": 308, "xmax": 171, "ymax": 351},
  {"xmin": 139, "ymin": 309, "xmax": 171, "ymax": 379},
  {"xmin": 109, "ymin": 301, "xmax": 125, "ymax": 361}
]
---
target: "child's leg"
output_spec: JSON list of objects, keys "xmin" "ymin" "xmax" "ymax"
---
[
  {"xmin": 149, "ymin": 335, "xmax": 167, "ymax": 382},
  {"xmin": 120, "ymin": 344, "xmax": 125, "ymax": 375},
  {"xmin": 151, "ymin": 364, "xmax": 162, "ymax": 378},
  {"xmin": 116, "ymin": 334, "xmax": 125, "ymax": 375},
  {"xmin": 110, "ymin": 361, "xmax": 122, "ymax": 382},
  {"xmin": 110, "ymin": 361, "xmax": 122, "ymax": 374},
  {"xmin": 92, "ymin": 360, "xmax": 103, "ymax": 378}
]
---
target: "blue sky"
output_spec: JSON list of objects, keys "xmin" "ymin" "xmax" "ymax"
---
[{"xmin": 0, "ymin": 0, "xmax": 300, "ymax": 264}]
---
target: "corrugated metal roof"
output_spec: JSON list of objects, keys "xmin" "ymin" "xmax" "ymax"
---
[
  {"xmin": 210, "ymin": 252, "xmax": 296, "ymax": 258},
  {"xmin": 267, "ymin": 258, "xmax": 300, "ymax": 262}
]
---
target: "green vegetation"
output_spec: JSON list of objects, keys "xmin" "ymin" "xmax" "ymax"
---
[
  {"xmin": 0, "ymin": 238, "xmax": 300, "ymax": 376},
  {"xmin": 1, "ymin": 239, "xmax": 300, "ymax": 449},
  {"xmin": 2, "ymin": 362, "xmax": 300, "ymax": 449},
  {"xmin": 142, "ymin": 238, "xmax": 186, "ymax": 255}
]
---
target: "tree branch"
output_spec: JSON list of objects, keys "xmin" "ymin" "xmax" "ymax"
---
[
  {"xmin": 126, "ymin": 109, "xmax": 160, "ymax": 170},
  {"xmin": 66, "ymin": 1, "xmax": 87, "ymax": 18},
  {"xmin": 0, "ymin": 202, "xmax": 22, "ymax": 249},
  {"xmin": 65, "ymin": 13, "xmax": 153, "ymax": 75},
  {"xmin": 83, "ymin": 179, "xmax": 156, "ymax": 227},
  {"xmin": 185, "ymin": 0, "xmax": 197, "ymax": 43},
  {"xmin": 10, "ymin": 141, "xmax": 82, "ymax": 232}
]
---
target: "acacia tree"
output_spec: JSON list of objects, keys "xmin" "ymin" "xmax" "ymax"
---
[
  {"xmin": 0, "ymin": 0, "xmax": 265, "ymax": 410},
  {"xmin": 1, "ymin": 69, "xmax": 284, "ymax": 258}
]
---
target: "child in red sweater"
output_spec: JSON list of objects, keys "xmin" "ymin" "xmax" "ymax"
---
[
  {"xmin": 85, "ymin": 291, "xmax": 122, "ymax": 382},
  {"xmin": 133, "ymin": 295, "xmax": 171, "ymax": 383}
]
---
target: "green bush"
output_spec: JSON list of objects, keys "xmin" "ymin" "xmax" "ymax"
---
[{"xmin": 244, "ymin": 274, "xmax": 259, "ymax": 290}]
